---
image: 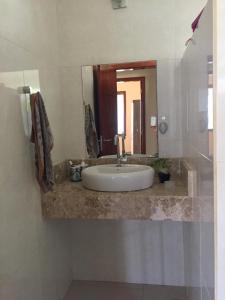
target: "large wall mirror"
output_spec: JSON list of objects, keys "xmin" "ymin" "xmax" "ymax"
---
[{"xmin": 82, "ymin": 60, "xmax": 158, "ymax": 158}]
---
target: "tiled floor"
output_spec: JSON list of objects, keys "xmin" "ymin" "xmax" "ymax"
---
[{"xmin": 63, "ymin": 281, "xmax": 187, "ymax": 300}]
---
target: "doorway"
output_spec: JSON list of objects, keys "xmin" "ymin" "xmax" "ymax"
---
[{"xmin": 117, "ymin": 77, "xmax": 145, "ymax": 154}]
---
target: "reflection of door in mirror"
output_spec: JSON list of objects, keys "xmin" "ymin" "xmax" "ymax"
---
[
  {"xmin": 83, "ymin": 60, "xmax": 158, "ymax": 157},
  {"xmin": 93, "ymin": 65, "xmax": 117, "ymax": 155}
]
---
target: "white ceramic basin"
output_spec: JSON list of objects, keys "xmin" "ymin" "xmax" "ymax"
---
[{"xmin": 82, "ymin": 164, "xmax": 155, "ymax": 192}]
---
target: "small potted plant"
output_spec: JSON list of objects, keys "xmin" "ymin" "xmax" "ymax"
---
[{"xmin": 152, "ymin": 158, "xmax": 171, "ymax": 183}]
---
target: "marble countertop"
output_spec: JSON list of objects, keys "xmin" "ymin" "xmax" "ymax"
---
[{"xmin": 42, "ymin": 177, "xmax": 193, "ymax": 221}]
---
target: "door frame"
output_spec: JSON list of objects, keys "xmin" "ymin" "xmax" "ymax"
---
[
  {"xmin": 117, "ymin": 77, "xmax": 146, "ymax": 153},
  {"xmin": 132, "ymin": 99, "xmax": 142, "ymax": 154},
  {"xmin": 99, "ymin": 60, "xmax": 156, "ymax": 71}
]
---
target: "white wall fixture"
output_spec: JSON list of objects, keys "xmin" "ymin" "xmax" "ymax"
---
[
  {"xmin": 159, "ymin": 116, "xmax": 168, "ymax": 135},
  {"xmin": 111, "ymin": 0, "xmax": 127, "ymax": 9},
  {"xmin": 159, "ymin": 121, "xmax": 168, "ymax": 134}
]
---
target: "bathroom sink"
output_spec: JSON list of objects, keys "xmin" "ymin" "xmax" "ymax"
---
[{"xmin": 82, "ymin": 164, "xmax": 155, "ymax": 192}]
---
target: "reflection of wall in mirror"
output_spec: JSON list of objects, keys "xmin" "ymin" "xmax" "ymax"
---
[
  {"xmin": 81, "ymin": 66, "xmax": 94, "ymax": 112},
  {"xmin": 117, "ymin": 69, "xmax": 158, "ymax": 156}
]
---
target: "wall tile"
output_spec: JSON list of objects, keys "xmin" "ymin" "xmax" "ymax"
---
[
  {"xmin": 71, "ymin": 220, "xmax": 186, "ymax": 286},
  {"xmin": 0, "ymin": 1, "xmax": 72, "ymax": 299}
]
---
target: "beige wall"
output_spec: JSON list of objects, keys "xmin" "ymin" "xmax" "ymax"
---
[
  {"xmin": 117, "ymin": 81, "xmax": 141, "ymax": 152},
  {"xmin": 57, "ymin": 0, "xmax": 206, "ymax": 159},
  {"xmin": 0, "ymin": 1, "xmax": 72, "ymax": 300}
]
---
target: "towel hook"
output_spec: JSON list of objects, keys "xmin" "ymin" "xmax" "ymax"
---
[
  {"xmin": 23, "ymin": 86, "xmax": 31, "ymax": 94},
  {"xmin": 17, "ymin": 86, "xmax": 31, "ymax": 95}
]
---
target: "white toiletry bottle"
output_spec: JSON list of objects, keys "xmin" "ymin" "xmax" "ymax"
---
[{"xmin": 80, "ymin": 160, "xmax": 88, "ymax": 178}]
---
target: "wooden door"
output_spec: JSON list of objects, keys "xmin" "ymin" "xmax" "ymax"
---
[
  {"xmin": 95, "ymin": 65, "xmax": 117, "ymax": 155},
  {"xmin": 133, "ymin": 100, "xmax": 141, "ymax": 154}
]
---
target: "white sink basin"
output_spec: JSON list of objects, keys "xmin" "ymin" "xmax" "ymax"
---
[{"xmin": 82, "ymin": 164, "xmax": 155, "ymax": 192}]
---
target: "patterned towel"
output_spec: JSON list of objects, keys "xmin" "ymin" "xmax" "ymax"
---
[
  {"xmin": 85, "ymin": 104, "xmax": 99, "ymax": 158},
  {"xmin": 30, "ymin": 92, "xmax": 54, "ymax": 193}
]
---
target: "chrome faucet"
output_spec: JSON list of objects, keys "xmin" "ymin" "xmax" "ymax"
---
[
  {"xmin": 114, "ymin": 134, "xmax": 127, "ymax": 166},
  {"xmin": 114, "ymin": 134, "xmax": 120, "ymax": 161}
]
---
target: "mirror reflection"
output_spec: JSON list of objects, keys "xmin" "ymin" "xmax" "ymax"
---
[{"xmin": 82, "ymin": 61, "xmax": 158, "ymax": 158}]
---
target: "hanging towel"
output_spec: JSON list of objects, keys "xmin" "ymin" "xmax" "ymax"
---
[
  {"xmin": 85, "ymin": 104, "xmax": 99, "ymax": 158},
  {"xmin": 30, "ymin": 92, "xmax": 54, "ymax": 193}
]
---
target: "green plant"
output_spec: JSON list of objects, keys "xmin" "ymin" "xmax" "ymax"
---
[{"xmin": 152, "ymin": 158, "xmax": 171, "ymax": 174}]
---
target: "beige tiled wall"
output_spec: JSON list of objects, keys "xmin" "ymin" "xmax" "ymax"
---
[
  {"xmin": 71, "ymin": 220, "xmax": 186, "ymax": 286},
  {"xmin": 0, "ymin": 1, "xmax": 72, "ymax": 300}
]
